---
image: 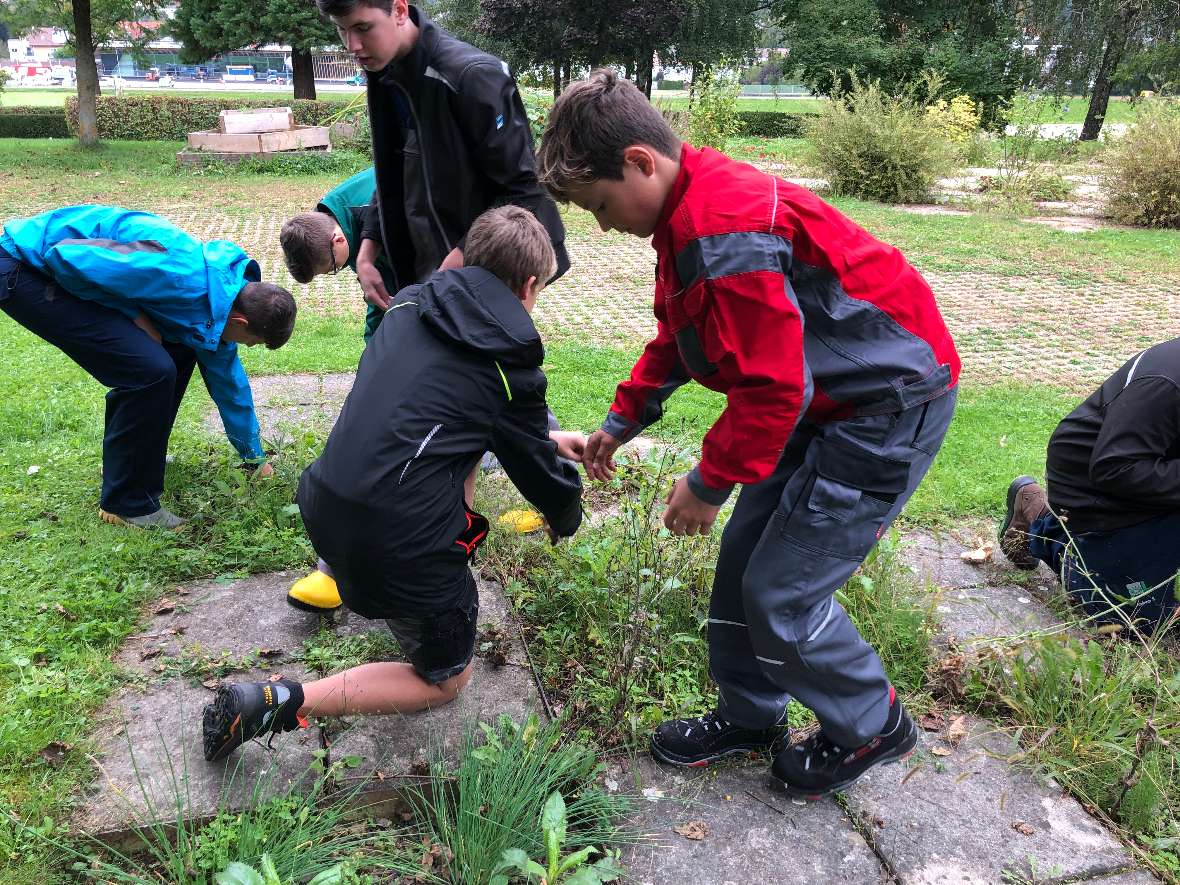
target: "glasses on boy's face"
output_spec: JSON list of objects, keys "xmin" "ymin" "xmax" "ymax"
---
[{"xmin": 329, "ymin": 245, "xmax": 341, "ymax": 275}]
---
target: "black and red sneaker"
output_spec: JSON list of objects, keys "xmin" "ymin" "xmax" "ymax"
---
[
  {"xmin": 650, "ymin": 710, "xmax": 787, "ymax": 767},
  {"xmin": 202, "ymin": 677, "xmax": 306, "ymax": 762},
  {"xmin": 771, "ymin": 691, "xmax": 917, "ymax": 799}
]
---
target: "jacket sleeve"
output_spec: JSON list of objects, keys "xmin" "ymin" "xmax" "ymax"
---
[
  {"xmin": 1088, "ymin": 376, "xmax": 1180, "ymax": 506},
  {"xmin": 604, "ymin": 318, "xmax": 691, "ymax": 443},
  {"xmin": 491, "ymin": 371, "xmax": 582, "ymax": 537},
  {"xmin": 195, "ymin": 344, "xmax": 265, "ymax": 462},
  {"xmin": 451, "ymin": 62, "xmax": 570, "ymax": 281}
]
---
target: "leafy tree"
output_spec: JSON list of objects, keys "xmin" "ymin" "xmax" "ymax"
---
[
  {"xmin": 665, "ymin": 0, "xmax": 761, "ymax": 88},
  {"xmin": 170, "ymin": 0, "xmax": 337, "ymax": 99},
  {"xmin": 6, "ymin": 0, "xmax": 160, "ymax": 143},
  {"xmin": 1025, "ymin": 0, "xmax": 1180, "ymax": 139}
]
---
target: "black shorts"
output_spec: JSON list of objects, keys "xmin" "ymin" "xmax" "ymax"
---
[{"xmin": 384, "ymin": 569, "xmax": 479, "ymax": 684}]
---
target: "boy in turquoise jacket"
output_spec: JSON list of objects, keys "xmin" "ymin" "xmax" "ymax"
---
[{"xmin": 0, "ymin": 205, "xmax": 297, "ymax": 528}]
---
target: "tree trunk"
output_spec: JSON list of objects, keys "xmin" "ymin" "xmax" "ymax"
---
[
  {"xmin": 1080, "ymin": 3, "xmax": 1138, "ymax": 141},
  {"xmin": 553, "ymin": 58, "xmax": 561, "ymax": 99},
  {"xmin": 637, "ymin": 48, "xmax": 653, "ymax": 98},
  {"xmin": 292, "ymin": 47, "xmax": 316, "ymax": 100},
  {"xmin": 71, "ymin": 0, "xmax": 100, "ymax": 145}
]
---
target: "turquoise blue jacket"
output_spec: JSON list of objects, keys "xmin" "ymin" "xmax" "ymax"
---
[{"xmin": 0, "ymin": 205, "xmax": 264, "ymax": 461}]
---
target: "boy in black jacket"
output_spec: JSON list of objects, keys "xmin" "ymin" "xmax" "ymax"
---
[{"xmin": 203, "ymin": 207, "xmax": 583, "ymax": 760}]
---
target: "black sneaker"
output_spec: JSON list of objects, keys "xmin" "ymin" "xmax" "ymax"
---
[
  {"xmin": 771, "ymin": 692, "xmax": 917, "ymax": 799},
  {"xmin": 202, "ymin": 678, "xmax": 305, "ymax": 762},
  {"xmin": 650, "ymin": 710, "xmax": 787, "ymax": 767}
]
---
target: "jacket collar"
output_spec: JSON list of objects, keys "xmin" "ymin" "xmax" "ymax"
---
[{"xmin": 653, "ymin": 142, "xmax": 701, "ymax": 250}]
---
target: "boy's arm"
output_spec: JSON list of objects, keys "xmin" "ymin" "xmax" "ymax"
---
[
  {"xmin": 451, "ymin": 63, "xmax": 571, "ymax": 280},
  {"xmin": 490, "ymin": 377, "xmax": 583, "ymax": 538},
  {"xmin": 1088, "ymin": 376, "xmax": 1180, "ymax": 505},
  {"xmin": 603, "ymin": 318, "xmax": 691, "ymax": 442},
  {"xmin": 195, "ymin": 345, "xmax": 266, "ymax": 463}
]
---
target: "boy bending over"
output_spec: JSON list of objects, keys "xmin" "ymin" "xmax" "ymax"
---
[{"xmin": 203, "ymin": 206, "xmax": 583, "ymax": 760}]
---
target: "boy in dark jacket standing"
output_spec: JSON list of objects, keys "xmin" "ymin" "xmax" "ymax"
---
[
  {"xmin": 202, "ymin": 207, "xmax": 583, "ymax": 761},
  {"xmin": 286, "ymin": 0, "xmax": 571, "ymax": 613},
  {"xmin": 538, "ymin": 72, "xmax": 960, "ymax": 799}
]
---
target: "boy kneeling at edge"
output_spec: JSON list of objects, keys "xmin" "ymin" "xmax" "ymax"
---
[
  {"xmin": 538, "ymin": 71, "xmax": 960, "ymax": 799},
  {"xmin": 203, "ymin": 206, "xmax": 584, "ymax": 761}
]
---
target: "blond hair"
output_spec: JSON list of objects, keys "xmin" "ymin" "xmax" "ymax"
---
[{"xmin": 463, "ymin": 205, "xmax": 557, "ymax": 292}]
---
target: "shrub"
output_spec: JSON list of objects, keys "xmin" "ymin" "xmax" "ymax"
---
[
  {"xmin": 656, "ymin": 79, "xmax": 685, "ymax": 91},
  {"xmin": 1104, "ymin": 99, "xmax": 1180, "ymax": 228},
  {"xmin": 805, "ymin": 76, "xmax": 955, "ymax": 203},
  {"xmin": 925, "ymin": 94, "xmax": 981, "ymax": 143},
  {"xmin": 522, "ymin": 91, "xmax": 552, "ymax": 144},
  {"xmin": 64, "ymin": 95, "xmax": 358, "ymax": 141},
  {"xmin": 687, "ymin": 68, "xmax": 742, "ymax": 151},
  {"xmin": 738, "ymin": 110, "xmax": 815, "ymax": 138},
  {"xmin": 0, "ymin": 107, "xmax": 70, "ymax": 138}
]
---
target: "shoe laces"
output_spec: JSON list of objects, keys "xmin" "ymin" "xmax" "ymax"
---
[
  {"xmin": 792, "ymin": 728, "xmax": 844, "ymax": 770},
  {"xmin": 677, "ymin": 711, "xmax": 729, "ymax": 738}
]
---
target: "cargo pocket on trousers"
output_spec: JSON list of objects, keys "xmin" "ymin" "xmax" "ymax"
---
[{"xmin": 780, "ymin": 437, "xmax": 910, "ymax": 560}]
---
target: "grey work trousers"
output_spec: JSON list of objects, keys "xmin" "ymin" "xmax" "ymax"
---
[{"xmin": 710, "ymin": 388, "xmax": 957, "ymax": 747}]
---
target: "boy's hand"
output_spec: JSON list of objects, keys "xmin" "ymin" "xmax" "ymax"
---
[
  {"xmin": 254, "ymin": 461, "xmax": 275, "ymax": 479},
  {"xmin": 583, "ymin": 430, "xmax": 622, "ymax": 481},
  {"xmin": 133, "ymin": 312, "xmax": 162, "ymax": 344},
  {"xmin": 356, "ymin": 240, "xmax": 391, "ymax": 310},
  {"xmin": 549, "ymin": 430, "xmax": 587, "ymax": 462},
  {"xmin": 663, "ymin": 475, "xmax": 721, "ymax": 536}
]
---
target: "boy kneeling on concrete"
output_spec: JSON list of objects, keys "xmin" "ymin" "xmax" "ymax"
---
[{"xmin": 203, "ymin": 206, "xmax": 584, "ymax": 761}]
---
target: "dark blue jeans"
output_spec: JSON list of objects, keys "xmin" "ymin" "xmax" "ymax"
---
[
  {"xmin": 1029, "ymin": 510, "xmax": 1180, "ymax": 633},
  {"xmin": 1, "ymin": 247, "xmax": 197, "ymax": 517}
]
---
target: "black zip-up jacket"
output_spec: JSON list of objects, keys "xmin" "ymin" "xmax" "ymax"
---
[
  {"xmin": 1047, "ymin": 336, "xmax": 1180, "ymax": 533},
  {"xmin": 363, "ymin": 5, "xmax": 570, "ymax": 288},
  {"xmin": 297, "ymin": 266, "xmax": 582, "ymax": 617}
]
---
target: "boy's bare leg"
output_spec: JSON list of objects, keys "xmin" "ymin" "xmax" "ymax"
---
[
  {"xmin": 464, "ymin": 462, "xmax": 478, "ymax": 507},
  {"xmin": 299, "ymin": 661, "xmax": 473, "ymax": 718}
]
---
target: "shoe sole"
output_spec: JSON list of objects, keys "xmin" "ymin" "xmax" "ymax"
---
[
  {"xmin": 650, "ymin": 736, "xmax": 778, "ymax": 768},
  {"xmin": 202, "ymin": 687, "xmax": 245, "ymax": 762},
  {"xmin": 285, "ymin": 593, "xmax": 342, "ymax": 614},
  {"xmin": 99, "ymin": 509, "xmax": 183, "ymax": 531},
  {"xmin": 998, "ymin": 475, "xmax": 1040, "ymax": 570},
  {"xmin": 772, "ymin": 730, "xmax": 918, "ymax": 800}
]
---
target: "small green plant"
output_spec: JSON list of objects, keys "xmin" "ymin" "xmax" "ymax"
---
[
  {"xmin": 805, "ymin": 73, "xmax": 956, "ymax": 203},
  {"xmin": 298, "ymin": 625, "xmax": 401, "ymax": 675},
  {"xmin": 687, "ymin": 67, "xmax": 743, "ymax": 151},
  {"xmin": 217, "ymin": 853, "xmax": 363, "ymax": 885},
  {"xmin": 925, "ymin": 94, "xmax": 982, "ymax": 144},
  {"xmin": 489, "ymin": 791, "xmax": 624, "ymax": 885},
  {"xmin": 1104, "ymin": 98, "xmax": 1180, "ymax": 228}
]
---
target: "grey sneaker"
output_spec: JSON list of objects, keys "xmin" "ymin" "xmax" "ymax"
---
[{"xmin": 100, "ymin": 507, "xmax": 185, "ymax": 530}]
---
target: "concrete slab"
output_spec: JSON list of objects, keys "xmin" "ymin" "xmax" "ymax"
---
[
  {"xmin": 616, "ymin": 756, "xmax": 888, "ymax": 884},
  {"xmin": 324, "ymin": 576, "xmax": 539, "ymax": 793},
  {"xmin": 1083, "ymin": 870, "xmax": 1161, "ymax": 884},
  {"xmin": 843, "ymin": 715, "xmax": 1133, "ymax": 884},
  {"xmin": 900, "ymin": 529, "xmax": 997, "ymax": 591},
  {"xmin": 204, "ymin": 372, "xmax": 355, "ymax": 445},
  {"xmin": 931, "ymin": 582, "xmax": 1065, "ymax": 646}
]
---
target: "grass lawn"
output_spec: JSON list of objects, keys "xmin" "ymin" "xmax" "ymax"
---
[{"xmin": 0, "ymin": 87, "xmax": 357, "ymax": 108}]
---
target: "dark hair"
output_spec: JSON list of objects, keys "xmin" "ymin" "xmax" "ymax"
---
[
  {"xmin": 316, "ymin": 0, "xmax": 392, "ymax": 16},
  {"xmin": 280, "ymin": 212, "xmax": 337, "ymax": 283},
  {"xmin": 464, "ymin": 205, "xmax": 557, "ymax": 294},
  {"xmin": 234, "ymin": 282, "xmax": 297, "ymax": 349},
  {"xmin": 537, "ymin": 68, "xmax": 681, "ymax": 201}
]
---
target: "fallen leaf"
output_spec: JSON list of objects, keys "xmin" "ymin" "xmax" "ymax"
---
[
  {"xmin": 642, "ymin": 786, "xmax": 666, "ymax": 801},
  {"xmin": 26, "ymin": 465, "xmax": 41, "ymax": 475},
  {"xmin": 39, "ymin": 742, "xmax": 72, "ymax": 767},
  {"xmin": 918, "ymin": 711, "xmax": 947, "ymax": 731},
  {"xmin": 257, "ymin": 647, "xmax": 283, "ymax": 659},
  {"xmin": 140, "ymin": 647, "xmax": 163, "ymax": 661},
  {"xmin": 154, "ymin": 599, "xmax": 175, "ymax": 615},
  {"xmin": 931, "ymin": 746, "xmax": 953, "ymax": 757},
  {"xmin": 674, "ymin": 820, "xmax": 707, "ymax": 841},
  {"xmin": 201, "ymin": 678, "xmax": 220, "ymax": 691},
  {"xmin": 946, "ymin": 715, "xmax": 969, "ymax": 748},
  {"xmin": 1012, "ymin": 821, "xmax": 1035, "ymax": 836},
  {"xmin": 872, "ymin": 815, "xmax": 886, "ymax": 829},
  {"xmin": 54, "ymin": 603, "xmax": 76, "ymax": 622}
]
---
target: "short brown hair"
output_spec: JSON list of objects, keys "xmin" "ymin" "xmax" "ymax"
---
[
  {"xmin": 537, "ymin": 68, "xmax": 682, "ymax": 201},
  {"xmin": 280, "ymin": 211, "xmax": 337, "ymax": 283},
  {"xmin": 234, "ymin": 282, "xmax": 297, "ymax": 349},
  {"xmin": 463, "ymin": 205, "xmax": 557, "ymax": 293}
]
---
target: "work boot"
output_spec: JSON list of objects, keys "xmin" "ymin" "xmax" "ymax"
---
[
  {"xmin": 650, "ymin": 710, "xmax": 787, "ymax": 767},
  {"xmin": 771, "ymin": 689, "xmax": 917, "ymax": 799},
  {"xmin": 202, "ymin": 677, "xmax": 306, "ymax": 762},
  {"xmin": 998, "ymin": 475, "xmax": 1050, "ymax": 569},
  {"xmin": 287, "ymin": 569, "xmax": 341, "ymax": 613},
  {"xmin": 99, "ymin": 507, "xmax": 185, "ymax": 530}
]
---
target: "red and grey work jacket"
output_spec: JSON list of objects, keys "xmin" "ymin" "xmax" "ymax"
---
[{"xmin": 602, "ymin": 144, "xmax": 961, "ymax": 505}]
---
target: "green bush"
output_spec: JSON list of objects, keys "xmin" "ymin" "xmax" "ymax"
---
[
  {"xmin": 656, "ymin": 79, "xmax": 685, "ymax": 90},
  {"xmin": 64, "ymin": 95, "xmax": 360, "ymax": 141},
  {"xmin": 687, "ymin": 69, "xmax": 742, "ymax": 151},
  {"xmin": 805, "ymin": 76, "xmax": 955, "ymax": 204},
  {"xmin": 0, "ymin": 107, "xmax": 70, "ymax": 138},
  {"xmin": 738, "ymin": 110, "xmax": 815, "ymax": 138},
  {"xmin": 1104, "ymin": 99, "xmax": 1180, "ymax": 228}
]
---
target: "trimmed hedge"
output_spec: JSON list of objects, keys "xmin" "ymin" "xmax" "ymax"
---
[
  {"xmin": 657, "ymin": 80, "xmax": 685, "ymax": 90},
  {"xmin": 738, "ymin": 110, "xmax": 816, "ymax": 138},
  {"xmin": 64, "ymin": 95, "xmax": 361, "ymax": 141},
  {"xmin": 0, "ymin": 107, "xmax": 71, "ymax": 138}
]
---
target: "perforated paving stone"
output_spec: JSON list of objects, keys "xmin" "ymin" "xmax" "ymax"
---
[
  {"xmin": 616, "ymin": 756, "xmax": 889, "ymax": 885},
  {"xmin": 842, "ymin": 715, "xmax": 1134, "ymax": 884},
  {"xmin": 203, "ymin": 372, "xmax": 355, "ymax": 444}
]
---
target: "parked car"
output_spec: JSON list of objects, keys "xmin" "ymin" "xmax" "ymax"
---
[
  {"xmin": 346, "ymin": 71, "xmax": 366, "ymax": 86},
  {"xmin": 265, "ymin": 70, "xmax": 289, "ymax": 85},
  {"xmin": 98, "ymin": 75, "xmax": 128, "ymax": 89},
  {"xmin": 158, "ymin": 74, "xmax": 175, "ymax": 87},
  {"xmin": 145, "ymin": 67, "xmax": 160, "ymax": 81}
]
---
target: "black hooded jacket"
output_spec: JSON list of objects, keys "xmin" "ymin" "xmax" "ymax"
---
[
  {"xmin": 297, "ymin": 267, "xmax": 582, "ymax": 617},
  {"xmin": 363, "ymin": 5, "xmax": 570, "ymax": 288}
]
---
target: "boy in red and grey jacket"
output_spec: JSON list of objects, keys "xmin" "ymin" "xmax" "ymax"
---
[{"xmin": 538, "ymin": 70, "xmax": 960, "ymax": 799}]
